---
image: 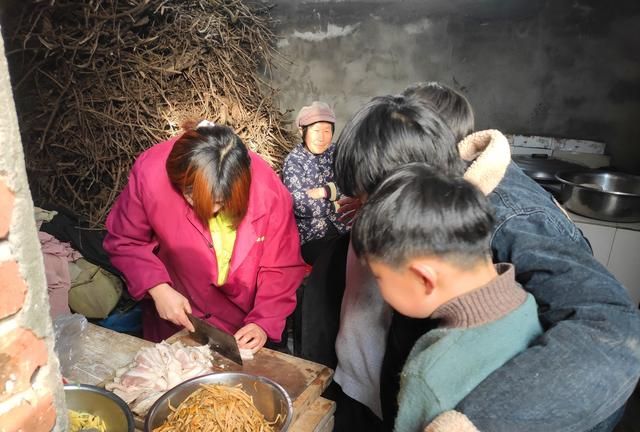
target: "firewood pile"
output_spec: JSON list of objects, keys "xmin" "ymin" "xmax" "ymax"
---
[{"xmin": 6, "ymin": 0, "xmax": 296, "ymax": 225}]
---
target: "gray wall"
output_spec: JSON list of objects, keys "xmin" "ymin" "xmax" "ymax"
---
[
  {"xmin": 0, "ymin": 28, "xmax": 67, "ymax": 431},
  {"xmin": 267, "ymin": 0, "xmax": 640, "ymax": 173}
]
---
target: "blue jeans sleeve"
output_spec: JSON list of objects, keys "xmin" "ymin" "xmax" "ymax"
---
[{"xmin": 457, "ymin": 211, "xmax": 640, "ymax": 432}]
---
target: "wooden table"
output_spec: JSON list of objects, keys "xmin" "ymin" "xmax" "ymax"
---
[{"xmin": 68, "ymin": 323, "xmax": 335, "ymax": 432}]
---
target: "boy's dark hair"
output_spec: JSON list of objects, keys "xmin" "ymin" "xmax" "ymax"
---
[
  {"xmin": 352, "ymin": 163, "xmax": 494, "ymax": 267},
  {"xmin": 402, "ymin": 82, "xmax": 474, "ymax": 143},
  {"xmin": 334, "ymin": 94, "xmax": 464, "ymax": 198}
]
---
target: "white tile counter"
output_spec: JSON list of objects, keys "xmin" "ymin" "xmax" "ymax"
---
[
  {"xmin": 568, "ymin": 211, "xmax": 640, "ymax": 232},
  {"xmin": 568, "ymin": 211, "xmax": 640, "ymax": 306}
]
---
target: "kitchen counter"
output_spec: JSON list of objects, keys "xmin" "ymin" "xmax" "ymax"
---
[
  {"xmin": 567, "ymin": 210, "xmax": 640, "ymax": 232},
  {"xmin": 66, "ymin": 323, "xmax": 335, "ymax": 432},
  {"xmin": 568, "ymin": 211, "xmax": 640, "ymax": 305}
]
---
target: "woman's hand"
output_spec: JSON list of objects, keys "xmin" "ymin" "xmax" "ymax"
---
[
  {"xmin": 148, "ymin": 283, "xmax": 195, "ymax": 332},
  {"xmin": 336, "ymin": 196, "xmax": 362, "ymax": 225},
  {"xmin": 306, "ymin": 187, "xmax": 326, "ymax": 200},
  {"xmin": 234, "ymin": 323, "xmax": 267, "ymax": 353}
]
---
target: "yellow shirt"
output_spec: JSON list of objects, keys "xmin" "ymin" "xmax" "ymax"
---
[{"xmin": 208, "ymin": 213, "xmax": 237, "ymax": 285}]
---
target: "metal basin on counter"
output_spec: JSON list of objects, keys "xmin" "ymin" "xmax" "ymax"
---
[
  {"xmin": 144, "ymin": 372, "xmax": 293, "ymax": 431},
  {"xmin": 555, "ymin": 171, "xmax": 640, "ymax": 222},
  {"xmin": 65, "ymin": 383, "xmax": 135, "ymax": 432}
]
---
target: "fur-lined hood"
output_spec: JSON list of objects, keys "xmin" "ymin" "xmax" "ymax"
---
[{"xmin": 459, "ymin": 129, "xmax": 511, "ymax": 196}]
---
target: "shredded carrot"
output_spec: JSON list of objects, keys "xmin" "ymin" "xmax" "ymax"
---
[{"xmin": 153, "ymin": 383, "xmax": 283, "ymax": 432}]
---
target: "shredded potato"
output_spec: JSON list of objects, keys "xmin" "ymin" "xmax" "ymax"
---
[
  {"xmin": 154, "ymin": 383, "xmax": 282, "ymax": 432},
  {"xmin": 68, "ymin": 409, "xmax": 107, "ymax": 432}
]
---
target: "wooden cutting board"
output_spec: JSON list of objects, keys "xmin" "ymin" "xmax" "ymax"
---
[
  {"xmin": 165, "ymin": 329, "xmax": 331, "ymax": 405},
  {"xmin": 69, "ymin": 324, "xmax": 333, "ymax": 430}
]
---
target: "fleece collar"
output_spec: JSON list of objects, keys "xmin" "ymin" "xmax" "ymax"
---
[{"xmin": 458, "ymin": 129, "xmax": 511, "ymax": 196}]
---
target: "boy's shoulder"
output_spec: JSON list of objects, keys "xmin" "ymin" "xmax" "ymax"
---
[
  {"xmin": 403, "ymin": 327, "xmax": 466, "ymax": 376},
  {"xmin": 489, "ymin": 162, "xmax": 568, "ymax": 221},
  {"xmin": 404, "ymin": 295, "xmax": 541, "ymax": 379}
]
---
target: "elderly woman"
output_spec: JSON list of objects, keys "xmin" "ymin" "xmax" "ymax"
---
[
  {"xmin": 282, "ymin": 101, "xmax": 350, "ymax": 264},
  {"xmin": 104, "ymin": 122, "xmax": 306, "ymax": 352}
]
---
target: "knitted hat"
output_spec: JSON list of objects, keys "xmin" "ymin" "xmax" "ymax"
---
[{"xmin": 295, "ymin": 101, "xmax": 336, "ymax": 128}]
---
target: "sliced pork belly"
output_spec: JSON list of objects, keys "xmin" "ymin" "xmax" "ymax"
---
[{"xmin": 105, "ymin": 341, "xmax": 212, "ymax": 415}]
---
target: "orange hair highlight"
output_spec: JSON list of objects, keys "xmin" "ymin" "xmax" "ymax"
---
[
  {"xmin": 166, "ymin": 124, "xmax": 251, "ymax": 227},
  {"xmin": 224, "ymin": 167, "xmax": 251, "ymax": 227}
]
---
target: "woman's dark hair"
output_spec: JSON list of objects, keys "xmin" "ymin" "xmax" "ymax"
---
[
  {"xmin": 333, "ymin": 94, "xmax": 464, "ymax": 198},
  {"xmin": 352, "ymin": 163, "xmax": 494, "ymax": 267},
  {"xmin": 166, "ymin": 123, "xmax": 251, "ymax": 227},
  {"xmin": 402, "ymin": 81, "xmax": 474, "ymax": 143},
  {"xmin": 301, "ymin": 121, "xmax": 335, "ymax": 143}
]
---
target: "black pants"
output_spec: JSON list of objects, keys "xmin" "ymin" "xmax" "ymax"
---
[
  {"xmin": 294, "ymin": 233, "xmax": 350, "ymax": 367},
  {"xmin": 301, "ymin": 225, "xmax": 341, "ymax": 265},
  {"xmin": 323, "ymin": 382, "xmax": 384, "ymax": 432}
]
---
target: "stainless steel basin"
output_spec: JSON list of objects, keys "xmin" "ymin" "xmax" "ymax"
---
[
  {"xmin": 555, "ymin": 171, "xmax": 640, "ymax": 222},
  {"xmin": 65, "ymin": 384, "xmax": 135, "ymax": 432},
  {"xmin": 144, "ymin": 372, "xmax": 293, "ymax": 431}
]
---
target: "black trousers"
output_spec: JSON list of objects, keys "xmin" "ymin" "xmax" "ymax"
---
[
  {"xmin": 301, "ymin": 224, "xmax": 341, "ymax": 265},
  {"xmin": 323, "ymin": 381, "xmax": 384, "ymax": 432},
  {"xmin": 294, "ymin": 233, "xmax": 350, "ymax": 367}
]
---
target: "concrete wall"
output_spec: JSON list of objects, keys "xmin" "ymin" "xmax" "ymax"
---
[
  {"xmin": 267, "ymin": 0, "xmax": 640, "ymax": 173},
  {"xmin": 0, "ymin": 28, "xmax": 66, "ymax": 431}
]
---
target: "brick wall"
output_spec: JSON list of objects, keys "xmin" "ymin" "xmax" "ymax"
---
[{"xmin": 0, "ymin": 31, "xmax": 66, "ymax": 431}]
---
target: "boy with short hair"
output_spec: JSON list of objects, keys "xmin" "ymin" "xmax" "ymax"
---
[
  {"xmin": 334, "ymin": 87, "xmax": 639, "ymax": 432},
  {"xmin": 402, "ymin": 81, "xmax": 475, "ymax": 143},
  {"xmin": 352, "ymin": 162, "xmax": 543, "ymax": 432}
]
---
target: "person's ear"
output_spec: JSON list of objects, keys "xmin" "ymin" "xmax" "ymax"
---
[
  {"xmin": 298, "ymin": 127, "xmax": 303, "ymax": 137},
  {"xmin": 409, "ymin": 261, "xmax": 437, "ymax": 295}
]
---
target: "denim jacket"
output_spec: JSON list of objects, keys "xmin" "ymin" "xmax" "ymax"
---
[{"xmin": 455, "ymin": 150, "xmax": 640, "ymax": 430}]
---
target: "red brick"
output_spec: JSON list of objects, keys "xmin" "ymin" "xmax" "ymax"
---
[
  {"xmin": 0, "ymin": 391, "xmax": 56, "ymax": 432},
  {"xmin": 0, "ymin": 260, "xmax": 27, "ymax": 319},
  {"xmin": 0, "ymin": 328, "xmax": 48, "ymax": 403},
  {"xmin": 0, "ymin": 179, "xmax": 14, "ymax": 238}
]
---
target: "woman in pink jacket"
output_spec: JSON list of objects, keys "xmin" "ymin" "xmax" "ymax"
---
[{"xmin": 104, "ymin": 122, "xmax": 306, "ymax": 352}]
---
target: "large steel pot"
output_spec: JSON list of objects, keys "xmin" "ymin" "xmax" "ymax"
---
[
  {"xmin": 555, "ymin": 171, "xmax": 640, "ymax": 222},
  {"xmin": 512, "ymin": 154, "xmax": 587, "ymax": 199}
]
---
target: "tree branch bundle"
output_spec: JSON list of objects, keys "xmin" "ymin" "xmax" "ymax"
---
[{"xmin": 7, "ymin": 0, "xmax": 296, "ymax": 225}]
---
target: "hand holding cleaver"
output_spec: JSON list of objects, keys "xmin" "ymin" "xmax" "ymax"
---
[{"xmin": 187, "ymin": 313, "xmax": 243, "ymax": 365}]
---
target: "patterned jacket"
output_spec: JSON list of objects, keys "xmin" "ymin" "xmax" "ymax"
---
[{"xmin": 282, "ymin": 142, "xmax": 350, "ymax": 244}]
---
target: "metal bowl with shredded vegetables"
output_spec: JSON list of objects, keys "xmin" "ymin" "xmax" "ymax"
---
[{"xmin": 144, "ymin": 372, "xmax": 293, "ymax": 432}]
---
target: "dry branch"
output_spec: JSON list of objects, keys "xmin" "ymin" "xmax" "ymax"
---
[{"xmin": 6, "ymin": 0, "xmax": 296, "ymax": 226}]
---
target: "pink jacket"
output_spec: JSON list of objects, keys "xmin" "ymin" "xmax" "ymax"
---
[{"xmin": 104, "ymin": 137, "xmax": 306, "ymax": 342}]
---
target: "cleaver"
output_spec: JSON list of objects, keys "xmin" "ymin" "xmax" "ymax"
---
[{"xmin": 187, "ymin": 314, "xmax": 243, "ymax": 365}]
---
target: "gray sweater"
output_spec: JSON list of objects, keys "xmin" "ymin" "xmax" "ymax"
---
[{"xmin": 333, "ymin": 243, "xmax": 392, "ymax": 418}]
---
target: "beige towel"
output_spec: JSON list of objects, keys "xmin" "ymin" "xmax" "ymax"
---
[{"xmin": 424, "ymin": 411, "xmax": 480, "ymax": 432}]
